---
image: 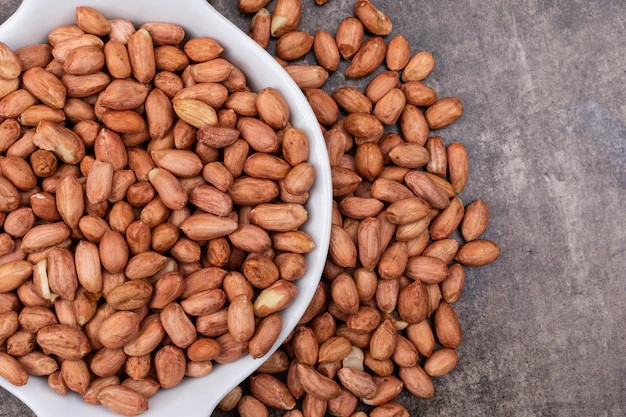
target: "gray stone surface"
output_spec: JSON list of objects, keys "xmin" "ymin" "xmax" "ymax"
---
[{"xmin": 1, "ymin": 0, "xmax": 625, "ymax": 416}]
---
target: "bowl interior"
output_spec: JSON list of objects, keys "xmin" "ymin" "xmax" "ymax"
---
[{"xmin": 0, "ymin": 0, "xmax": 331, "ymax": 416}]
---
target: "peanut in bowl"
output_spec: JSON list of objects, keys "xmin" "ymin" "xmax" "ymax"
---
[{"xmin": 0, "ymin": 0, "xmax": 332, "ymax": 416}]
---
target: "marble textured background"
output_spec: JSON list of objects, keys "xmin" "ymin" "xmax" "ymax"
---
[{"xmin": 0, "ymin": 0, "xmax": 625, "ymax": 416}]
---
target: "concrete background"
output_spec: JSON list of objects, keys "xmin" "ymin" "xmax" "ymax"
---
[{"xmin": 1, "ymin": 0, "xmax": 625, "ymax": 416}]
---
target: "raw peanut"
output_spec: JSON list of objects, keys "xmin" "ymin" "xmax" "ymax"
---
[
  {"xmin": 106, "ymin": 280, "xmax": 153, "ymax": 310},
  {"xmin": 386, "ymin": 198, "xmax": 431, "ymax": 225},
  {"xmin": 354, "ymin": 1, "xmax": 392, "ymax": 36},
  {"xmin": 403, "ymin": 51, "xmax": 435, "ymax": 82},
  {"xmin": 239, "ymin": 395, "xmax": 269, "ymax": 417},
  {"xmin": 271, "ymin": 0, "xmax": 303, "ymax": 37},
  {"xmin": 98, "ymin": 311, "xmax": 140, "ymax": 350},
  {"xmin": 180, "ymin": 288, "xmax": 226, "ymax": 316},
  {"xmin": 318, "ymin": 336, "xmax": 352, "ymax": 363},
  {"xmin": 36, "ymin": 324, "xmax": 90, "ymax": 359},
  {"xmin": 0, "ymin": 43, "xmax": 22, "ymax": 79},
  {"xmin": 147, "ymin": 168, "xmax": 187, "ymax": 210},
  {"xmin": 127, "ymin": 29, "xmax": 155, "ymax": 83},
  {"xmin": 447, "ymin": 142, "xmax": 469, "ymax": 193},
  {"xmin": 253, "ymin": 279, "xmax": 297, "ymax": 317},
  {"xmin": 405, "ymin": 170, "xmax": 450, "ymax": 210},
  {"xmin": 104, "ymin": 39, "xmax": 132, "ymax": 79},
  {"xmin": 297, "ymin": 363, "xmax": 342, "ymax": 400},
  {"xmin": 98, "ymin": 385, "xmax": 148, "ymax": 416},
  {"xmin": 17, "ymin": 351, "xmax": 58, "ymax": 376},
  {"xmin": 346, "ymin": 37, "xmax": 386, "ymax": 79},
  {"xmin": 182, "ymin": 38, "xmax": 223, "ymax": 63},
  {"xmin": 370, "ymin": 403, "xmax": 409, "ymax": 417},
  {"xmin": 402, "ymin": 81, "xmax": 437, "ymax": 107},
  {"xmin": 399, "ymin": 103, "xmax": 429, "ymax": 146},
  {"xmin": 397, "ymin": 280, "xmax": 428, "ymax": 324},
  {"xmin": 360, "ymin": 376, "xmax": 401, "ymax": 405},
  {"xmin": 329, "ymin": 226, "xmax": 357, "ymax": 268},
  {"xmin": 250, "ymin": 373, "xmax": 296, "ymax": 410},
  {"xmin": 336, "ymin": 17, "xmax": 364, "ymax": 59},
  {"xmin": 19, "ymin": 105, "xmax": 65, "ymax": 126},
  {"xmin": 0, "ymin": 352, "xmax": 28, "ymax": 386},
  {"xmin": 285, "ymin": 65, "xmax": 329, "ymax": 89},
  {"xmin": 7, "ymin": 329, "xmax": 36, "ymax": 356},
  {"xmin": 305, "ymin": 88, "xmax": 339, "ymax": 126},
  {"xmin": 282, "ymin": 127, "xmax": 309, "ymax": 166},
  {"xmin": 333, "ymin": 87, "xmax": 372, "ymax": 114},
  {"xmin": 386, "ymin": 35, "xmax": 410, "ymax": 70},
  {"xmin": 275, "ymin": 252, "xmax": 306, "ymax": 281},
  {"xmin": 250, "ymin": 9, "xmax": 271, "ymax": 48},
  {"xmin": 247, "ymin": 312, "xmax": 281, "ymax": 358},
  {"xmin": 33, "ymin": 120, "xmax": 85, "ymax": 164},
  {"xmin": 140, "ymin": 22, "xmax": 185, "ymax": 46},
  {"xmin": 327, "ymin": 388, "xmax": 358, "ymax": 417},
  {"xmin": 435, "ymin": 301, "xmax": 462, "ymax": 349},
  {"xmin": 461, "ymin": 199, "xmax": 490, "ymax": 242},
  {"xmin": 406, "ymin": 256, "xmax": 449, "ymax": 284},
  {"xmin": 237, "ymin": 117, "xmax": 278, "ymax": 153},
  {"xmin": 392, "ymin": 334, "xmax": 419, "ymax": 367},
  {"xmin": 19, "ymin": 306, "xmax": 57, "ymax": 333},
  {"xmin": 378, "ymin": 241, "xmax": 408, "ymax": 280},
  {"xmin": 425, "ymin": 136, "xmax": 447, "ymax": 176},
  {"xmin": 244, "ymin": 153, "xmax": 291, "ymax": 180},
  {"xmin": 256, "ymin": 87, "xmax": 289, "ymax": 129},
  {"xmin": 344, "ymin": 112, "xmax": 383, "ymax": 138},
  {"xmin": 0, "ymin": 90, "xmax": 38, "ymax": 118},
  {"xmin": 357, "ymin": 217, "xmax": 381, "ymax": 271},
  {"xmin": 82, "ymin": 376, "xmax": 120, "ymax": 404},
  {"xmin": 64, "ymin": 45, "xmax": 104, "ymax": 75},
  {"xmin": 399, "ymin": 365, "xmax": 433, "ymax": 399},
  {"xmin": 108, "ymin": 19, "xmax": 135, "ymax": 44},
  {"xmin": 90, "ymin": 347, "xmax": 126, "ymax": 378},
  {"xmin": 430, "ymin": 197, "xmax": 464, "ymax": 239},
  {"xmin": 313, "ymin": 30, "xmax": 340, "ymax": 72},
  {"xmin": 121, "ymin": 378, "xmax": 159, "ymax": 399},
  {"xmin": 218, "ymin": 386, "xmax": 242, "ymax": 411},
  {"xmin": 239, "ymin": 0, "xmax": 270, "ymax": 13},
  {"xmin": 389, "ymin": 142, "xmax": 429, "ymax": 168},
  {"xmin": 455, "ymin": 240, "xmax": 500, "ymax": 267},
  {"xmin": 243, "ymin": 256, "xmax": 279, "ymax": 289},
  {"xmin": 277, "ymin": 31, "xmax": 314, "ymax": 61},
  {"xmin": 1, "ymin": 156, "xmax": 36, "ymax": 190},
  {"xmin": 337, "ymin": 367, "xmax": 377, "ymax": 399},
  {"xmin": 369, "ymin": 318, "xmax": 396, "ymax": 361},
  {"xmin": 190, "ymin": 59, "xmax": 234, "ymax": 83},
  {"xmin": 366, "ymin": 71, "xmax": 399, "ymax": 104},
  {"xmin": 62, "ymin": 72, "xmax": 110, "ymax": 98},
  {"xmin": 426, "ymin": 97, "xmax": 463, "ymax": 129},
  {"xmin": 330, "ymin": 273, "xmax": 359, "ymax": 316},
  {"xmin": 75, "ymin": 6, "xmax": 110, "ymax": 36},
  {"xmin": 227, "ymin": 294, "xmax": 255, "ymax": 343},
  {"xmin": 407, "ymin": 320, "xmax": 435, "ymax": 357},
  {"xmin": 424, "ymin": 348, "xmax": 458, "ymax": 377},
  {"xmin": 100, "ymin": 79, "xmax": 148, "ymax": 110},
  {"xmin": 215, "ymin": 332, "xmax": 248, "ymax": 363},
  {"xmin": 427, "ymin": 283, "xmax": 443, "ymax": 316},
  {"xmin": 374, "ymin": 88, "xmax": 406, "ymax": 125},
  {"xmin": 197, "ymin": 125, "xmax": 239, "ymax": 149},
  {"xmin": 339, "ymin": 197, "xmax": 384, "ymax": 220}
]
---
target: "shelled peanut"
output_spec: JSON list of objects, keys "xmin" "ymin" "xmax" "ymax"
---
[
  {"xmin": 0, "ymin": 5, "xmax": 316, "ymax": 417},
  {"xmin": 229, "ymin": 0, "xmax": 501, "ymax": 416}
]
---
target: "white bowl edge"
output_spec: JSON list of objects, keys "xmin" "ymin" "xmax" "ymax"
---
[{"xmin": 0, "ymin": 1, "xmax": 332, "ymax": 416}]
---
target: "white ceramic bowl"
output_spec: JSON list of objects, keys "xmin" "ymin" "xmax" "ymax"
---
[{"xmin": 0, "ymin": 0, "xmax": 332, "ymax": 416}]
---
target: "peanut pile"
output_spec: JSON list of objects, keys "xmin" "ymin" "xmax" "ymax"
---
[
  {"xmin": 0, "ymin": 5, "xmax": 318, "ymax": 416},
  {"xmin": 216, "ymin": 1, "xmax": 501, "ymax": 417}
]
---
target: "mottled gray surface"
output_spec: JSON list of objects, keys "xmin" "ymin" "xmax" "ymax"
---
[{"xmin": 1, "ymin": 0, "xmax": 625, "ymax": 416}]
